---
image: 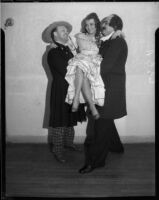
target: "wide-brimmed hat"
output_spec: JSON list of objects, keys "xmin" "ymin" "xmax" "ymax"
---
[{"xmin": 42, "ymin": 21, "xmax": 72, "ymax": 43}]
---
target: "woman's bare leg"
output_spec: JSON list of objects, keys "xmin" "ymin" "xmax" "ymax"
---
[
  {"xmin": 82, "ymin": 76, "xmax": 100, "ymax": 119},
  {"xmin": 72, "ymin": 67, "xmax": 84, "ymax": 112}
]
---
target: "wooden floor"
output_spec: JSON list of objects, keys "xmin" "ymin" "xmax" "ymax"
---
[{"xmin": 5, "ymin": 143, "xmax": 155, "ymax": 197}]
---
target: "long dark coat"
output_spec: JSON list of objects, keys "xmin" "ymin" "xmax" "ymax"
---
[
  {"xmin": 47, "ymin": 42, "xmax": 86, "ymax": 128},
  {"xmin": 97, "ymin": 36, "xmax": 128, "ymax": 119}
]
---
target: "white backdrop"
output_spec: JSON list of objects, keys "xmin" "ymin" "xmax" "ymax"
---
[{"xmin": 1, "ymin": 2, "xmax": 158, "ymax": 143}]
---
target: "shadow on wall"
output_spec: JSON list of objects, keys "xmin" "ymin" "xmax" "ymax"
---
[
  {"xmin": 41, "ymin": 23, "xmax": 55, "ymax": 148},
  {"xmin": 41, "ymin": 44, "xmax": 52, "ymax": 129},
  {"xmin": 42, "ymin": 24, "xmax": 59, "ymax": 147},
  {"xmin": 42, "ymin": 44, "xmax": 55, "ymax": 149},
  {"xmin": 41, "ymin": 24, "xmax": 54, "ymax": 130}
]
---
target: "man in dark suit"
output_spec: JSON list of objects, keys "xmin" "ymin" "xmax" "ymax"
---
[
  {"xmin": 43, "ymin": 21, "xmax": 86, "ymax": 163},
  {"xmin": 79, "ymin": 14, "xmax": 128, "ymax": 173}
]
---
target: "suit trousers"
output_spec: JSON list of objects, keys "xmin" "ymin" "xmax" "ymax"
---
[
  {"xmin": 48, "ymin": 127, "xmax": 75, "ymax": 156},
  {"xmin": 84, "ymin": 116, "xmax": 124, "ymax": 168}
]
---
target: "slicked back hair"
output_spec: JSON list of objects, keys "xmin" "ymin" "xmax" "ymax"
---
[{"xmin": 109, "ymin": 14, "xmax": 123, "ymax": 31}]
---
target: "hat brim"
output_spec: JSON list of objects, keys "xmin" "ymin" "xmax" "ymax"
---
[{"xmin": 42, "ymin": 21, "xmax": 72, "ymax": 43}]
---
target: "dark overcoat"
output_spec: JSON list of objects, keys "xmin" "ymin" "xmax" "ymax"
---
[
  {"xmin": 97, "ymin": 36, "xmax": 128, "ymax": 119},
  {"xmin": 47, "ymin": 42, "xmax": 86, "ymax": 128}
]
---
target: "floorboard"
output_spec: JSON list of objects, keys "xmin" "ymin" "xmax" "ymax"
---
[{"xmin": 5, "ymin": 143, "xmax": 155, "ymax": 197}]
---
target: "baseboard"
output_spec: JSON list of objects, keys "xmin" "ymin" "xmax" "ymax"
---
[{"xmin": 5, "ymin": 135, "xmax": 155, "ymax": 143}]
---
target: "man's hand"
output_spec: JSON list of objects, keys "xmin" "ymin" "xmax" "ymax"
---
[
  {"xmin": 49, "ymin": 42, "xmax": 57, "ymax": 48},
  {"xmin": 111, "ymin": 30, "xmax": 125, "ymax": 39}
]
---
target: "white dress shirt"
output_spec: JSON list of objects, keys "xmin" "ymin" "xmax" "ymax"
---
[{"xmin": 100, "ymin": 31, "xmax": 115, "ymax": 42}]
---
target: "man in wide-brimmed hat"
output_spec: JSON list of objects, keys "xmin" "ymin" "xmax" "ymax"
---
[
  {"xmin": 42, "ymin": 21, "xmax": 72, "ymax": 44},
  {"xmin": 42, "ymin": 21, "xmax": 86, "ymax": 163}
]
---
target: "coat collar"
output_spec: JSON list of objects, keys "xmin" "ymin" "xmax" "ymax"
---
[
  {"xmin": 56, "ymin": 41, "xmax": 68, "ymax": 48},
  {"xmin": 100, "ymin": 31, "xmax": 115, "ymax": 42}
]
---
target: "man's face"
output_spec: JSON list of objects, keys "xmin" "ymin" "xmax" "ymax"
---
[
  {"xmin": 54, "ymin": 26, "xmax": 69, "ymax": 43},
  {"xmin": 85, "ymin": 18, "xmax": 96, "ymax": 35},
  {"xmin": 101, "ymin": 15, "xmax": 114, "ymax": 36}
]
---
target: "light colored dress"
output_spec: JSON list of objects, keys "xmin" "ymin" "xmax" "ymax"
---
[{"xmin": 65, "ymin": 32, "xmax": 105, "ymax": 106}]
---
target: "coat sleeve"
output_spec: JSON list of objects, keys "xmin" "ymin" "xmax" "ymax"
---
[
  {"xmin": 47, "ymin": 49, "xmax": 68, "ymax": 78},
  {"xmin": 100, "ymin": 38, "xmax": 124, "ymax": 75}
]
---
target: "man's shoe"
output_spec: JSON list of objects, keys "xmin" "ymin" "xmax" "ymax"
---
[
  {"xmin": 65, "ymin": 145, "xmax": 82, "ymax": 152},
  {"xmin": 78, "ymin": 165, "xmax": 87, "ymax": 173},
  {"xmin": 54, "ymin": 154, "xmax": 66, "ymax": 163},
  {"xmin": 78, "ymin": 165, "xmax": 94, "ymax": 174}
]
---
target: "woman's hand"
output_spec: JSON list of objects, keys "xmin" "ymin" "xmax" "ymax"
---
[{"xmin": 111, "ymin": 30, "xmax": 125, "ymax": 39}]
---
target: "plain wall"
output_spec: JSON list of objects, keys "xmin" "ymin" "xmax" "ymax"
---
[{"xmin": 1, "ymin": 2, "xmax": 158, "ymax": 143}]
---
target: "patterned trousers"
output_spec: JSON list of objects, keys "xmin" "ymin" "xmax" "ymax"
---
[{"xmin": 48, "ymin": 127, "xmax": 75, "ymax": 156}]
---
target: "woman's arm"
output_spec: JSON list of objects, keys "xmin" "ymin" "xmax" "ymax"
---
[{"xmin": 111, "ymin": 30, "xmax": 125, "ymax": 40}]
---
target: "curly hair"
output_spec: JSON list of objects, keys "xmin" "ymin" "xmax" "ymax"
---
[{"xmin": 80, "ymin": 12, "xmax": 101, "ymax": 39}]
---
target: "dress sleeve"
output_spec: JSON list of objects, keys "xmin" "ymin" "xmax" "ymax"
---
[
  {"xmin": 74, "ymin": 33, "xmax": 88, "ymax": 51},
  {"xmin": 74, "ymin": 32, "xmax": 86, "ymax": 40}
]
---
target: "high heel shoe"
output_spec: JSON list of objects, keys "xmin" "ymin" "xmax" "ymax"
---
[{"xmin": 93, "ymin": 113, "xmax": 100, "ymax": 120}]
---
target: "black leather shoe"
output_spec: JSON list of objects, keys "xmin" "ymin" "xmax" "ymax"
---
[
  {"xmin": 65, "ymin": 145, "xmax": 82, "ymax": 152},
  {"xmin": 78, "ymin": 165, "xmax": 87, "ymax": 173},
  {"xmin": 78, "ymin": 165, "xmax": 94, "ymax": 174},
  {"xmin": 54, "ymin": 154, "xmax": 66, "ymax": 163}
]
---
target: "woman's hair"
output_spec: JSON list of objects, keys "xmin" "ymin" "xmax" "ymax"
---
[{"xmin": 80, "ymin": 12, "xmax": 101, "ymax": 39}]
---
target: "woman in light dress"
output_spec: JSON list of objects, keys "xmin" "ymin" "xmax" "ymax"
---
[{"xmin": 65, "ymin": 13, "xmax": 105, "ymax": 119}]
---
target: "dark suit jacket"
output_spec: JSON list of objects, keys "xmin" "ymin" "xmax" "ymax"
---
[
  {"xmin": 97, "ymin": 36, "xmax": 128, "ymax": 119},
  {"xmin": 47, "ymin": 43, "xmax": 86, "ymax": 127}
]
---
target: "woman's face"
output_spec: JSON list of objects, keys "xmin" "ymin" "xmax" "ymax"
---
[{"xmin": 85, "ymin": 18, "xmax": 96, "ymax": 35}]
